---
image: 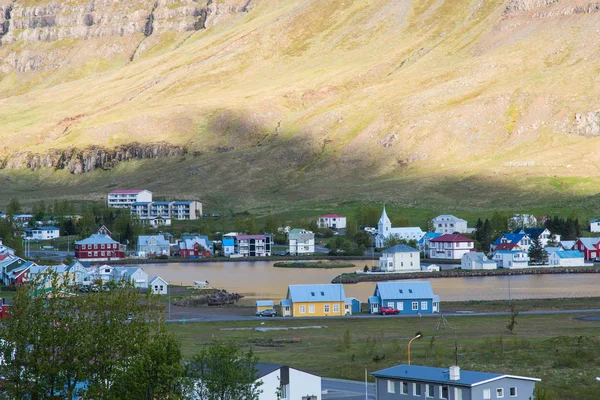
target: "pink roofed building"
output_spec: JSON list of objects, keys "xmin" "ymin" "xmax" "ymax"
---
[
  {"xmin": 107, "ymin": 189, "xmax": 153, "ymax": 208},
  {"xmin": 429, "ymin": 234, "xmax": 475, "ymax": 260},
  {"xmin": 317, "ymin": 214, "xmax": 347, "ymax": 230}
]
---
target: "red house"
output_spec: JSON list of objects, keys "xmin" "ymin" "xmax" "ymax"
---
[
  {"xmin": 74, "ymin": 234, "xmax": 125, "ymax": 261},
  {"xmin": 573, "ymin": 238, "xmax": 600, "ymax": 261},
  {"xmin": 179, "ymin": 236, "xmax": 213, "ymax": 258}
]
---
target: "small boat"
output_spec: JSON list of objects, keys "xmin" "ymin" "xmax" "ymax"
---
[{"xmin": 193, "ymin": 280, "xmax": 209, "ymax": 287}]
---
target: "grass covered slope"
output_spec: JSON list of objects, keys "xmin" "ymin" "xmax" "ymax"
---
[{"xmin": 0, "ymin": 0, "xmax": 600, "ymax": 209}]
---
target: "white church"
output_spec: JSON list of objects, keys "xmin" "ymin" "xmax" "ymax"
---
[{"xmin": 375, "ymin": 206, "xmax": 425, "ymax": 248}]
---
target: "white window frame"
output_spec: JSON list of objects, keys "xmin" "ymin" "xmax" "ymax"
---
[
  {"xmin": 387, "ymin": 380, "xmax": 395, "ymax": 393},
  {"xmin": 412, "ymin": 302, "xmax": 418, "ymax": 311},
  {"xmin": 397, "ymin": 302, "xmax": 404, "ymax": 311},
  {"xmin": 299, "ymin": 305, "xmax": 306, "ymax": 314},
  {"xmin": 483, "ymin": 388, "xmax": 491, "ymax": 399},
  {"xmin": 440, "ymin": 386, "xmax": 448, "ymax": 399},
  {"xmin": 421, "ymin": 301, "xmax": 428, "ymax": 310},
  {"xmin": 400, "ymin": 381, "xmax": 408, "ymax": 394},
  {"xmin": 333, "ymin": 304, "xmax": 339, "ymax": 313},
  {"xmin": 454, "ymin": 387, "xmax": 463, "ymax": 400},
  {"xmin": 387, "ymin": 302, "xmax": 394, "ymax": 308},
  {"xmin": 509, "ymin": 387, "xmax": 517, "ymax": 397},
  {"xmin": 324, "ymin": 304, "xmax": 330, "ymax": 313},
  {"xmin": 425, "ymin": 384, "xmax": 434, "ymax": 398},
  {"xmin": 309, "ymin": 305, "xmax": 315, "ymax": 314},
  {"xmin": 413, "ymin": 383, "xmax": 422, "ymax": 396},
  {"xmin": 497, "ymin": 388, "xmax": 504, "ymax": 398}
]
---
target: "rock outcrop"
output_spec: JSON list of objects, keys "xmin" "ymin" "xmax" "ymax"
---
[
  {"xmin": 572, "ymin": 111, "xmax": 600, "ymax": 136},
  {"xmin": 0, "ymin": 142, "xmax": 187, "ymax": 174}
]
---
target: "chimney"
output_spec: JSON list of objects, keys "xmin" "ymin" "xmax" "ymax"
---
[{"xmin": 449, "ymin": 366, "xmax": 460, "ymax": 381}]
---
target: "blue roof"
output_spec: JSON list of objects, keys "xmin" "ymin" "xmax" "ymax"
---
[
  {"xmin": 173, "ymin": 201, "xmax": 197, "ymax": 205},
  {"xmin": 374, "ymin": 281, "xmax": 435, "ymax": 300},
  {"xmin": 280, "ymin": 299, "xmax": 292, "ymax": 306},
  {"xmin": 138, "ymin": 235, "xmax": 170, "ymax": 247},
  {"xmin": 512, "ymin": 228, "xmax": 546, "ymax": 238},
  {"xmin": 382, "ymin": 244, "xmax": 419, "ymax": 254},
  {"xmin": 418, "ymin": 232, "xmax": 442, "ymax": 244},
  {"xmin": 287, "ymin": 284, "xmax": 346, "ymax": 302},
  {"xmin": 37, "ymin": 226, "xmax": 59, "ymax": 231},
  {"xmin": 256, "ymin": 300, "xmax": 274, "ymax": 307},
  {"xmin": 222, "ymin": 237, "xmax": 234, "ymax": 245},
  {"xmin": 493, "ymin": 233, "xmax": 526, "ymax": 246},
  {"xmin": 131, "ymin": 202, "xmax": 151, "ymax": 206},
  {"xmin": 592, "ymin": 218, "xmax": 600, "ymax": 223},
  {"xmin": 75, "ymin": 234, "xmax": 119, "ymax": 245},
  {"xmin": 151, "ymin": 201, "xmax": 172, "ymax": 205},
  {"xmin": 368, "ymin": 296, "xmax": 380, "ymax": 303},
  {"xmin": 554, "ymin": 250, "xmax": 584, "ymax": 259},
  {"xmin": 371, "ymin": 365, "xmax": 539, "ymax": 387}
]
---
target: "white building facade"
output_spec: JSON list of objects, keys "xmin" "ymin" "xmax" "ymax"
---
[
  {"xmin": 591, "ymin": 219, "xmax": 600, "ymax": 233},
  {"xmin": 317, "ymin": 214, "xmax": 346, "ymax": 229},
  {"xmin": 378, "ymin": 244, "xmax": 420, "ymax": 273},
  {"xmin": 548, "ymin": 250, "xmax": 586, "ymax": 267},
  {"xmin": 461, "ymin": 252, "xmax": 497, "ymax": 270},
  {"xmin": 375, "ymin": 207, "xmax": 425, "ymax": 248},
  {"xmin": 256, "ymin": 363, "xmax": 321, "ymax": 400},
  {"xmin": 432, "ymin": 215, "xmax": 468, "ymax": 234},
  {"xmin": 429, "ymin": 234, "xmax": 474, "ymax": 260},
  {"xmin": 26, "ymin": 226, "xmax": 60, "ymax": 241},
  {"xmin": 149, "ymin": 276, "xmax": 168, "ymax": 294},
  {"xmin": 131, "ymin": 200, "xmax": 203, "ymax": 221},
  {"xmin": 288, "ymin": 229, "xmax": 315, "ymax": 255},
  {"xmin": 492, "ymin": 250, "xmax": 530, "ymax": 269},
  {"xmin": 107, "ymin": 190, "xmax": 153, "ymax": 208}
]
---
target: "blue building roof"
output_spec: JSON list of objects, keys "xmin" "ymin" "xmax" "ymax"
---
[
  {"xmin": 372, "ymin": 364, "xmax": 540, "ymax": 387},
  {"xmin": 382, "ymin": 244, "xmax": 419, "ymax": 254},
  {"xmin": 554, "ymin": 250, "xmax": 584, "ymax": 259},
  {"xmin": 592, "ymin": 218, "xmax": 600, "ymax": 223},
  {"xmin": 493, "ymin": 233, "xmax": 526, "ymax": 246},
  {"xmin": 374, "ymin": 281, "xmax": 435, "ymax": 300},
  {"xmin": 280, "ymin": 299, "xmax": 292, "ymax": 307},
  {"xmin": 138, "ymin": 235, "xmax": 170, "ymax": 247},
  {"xmin": 38, "ymin": 226, "xmax": 60, "ymax": 231},
  {"xmin": 368, "ymin": 296, "xmax": 380, "ymax": 303},
  {"xmin": 256, "ymin": 300, "xmax": 274, "ymax": 307},
  {"xmin": 74, "ymin": 234, "xmax": 118, "ymax": 245},
  {"xmin": 418, "ymin": 232, "xmax": 442, "ymax": 244},
  {"xmin": 287, "ymin": 284, "xmax": 346, "ymax": 302}
]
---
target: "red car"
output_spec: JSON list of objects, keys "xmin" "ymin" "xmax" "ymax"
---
[{"xmin": 380, "ymin": 306, "xmax": 400, "ymax": 315}]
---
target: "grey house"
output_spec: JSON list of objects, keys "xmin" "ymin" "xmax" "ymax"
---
[{"xmin": 373, "ymin": 364, "xmax": 539, "ymax": 400}]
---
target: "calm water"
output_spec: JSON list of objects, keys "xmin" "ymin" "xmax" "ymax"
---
[{"xmin": 135, "ymin": 260, "xmax": 600, "ymax": 302}]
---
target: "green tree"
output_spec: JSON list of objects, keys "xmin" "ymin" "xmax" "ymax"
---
[
  {"xmin": 184, "ymin": 342, "xmax": 263, "ymax": 400},
  {"xmin": 5, "ymin": 198, "xmax": 21, "ymax": 217},
  {"xmin": 528, "ymin": 237, "xmax": 546, "ymax": 264},
  {"xmin": 263, "ymin": 214, "xmax": 281, "ymax": 235},
  {"xmin": 345, "ymin": 220, "xmax": 358, "ymax": 238}
]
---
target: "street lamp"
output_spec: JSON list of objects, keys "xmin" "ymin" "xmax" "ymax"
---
[{"xmin": 407, "ymin": 332, "xmax": 423, "ymax": 365}]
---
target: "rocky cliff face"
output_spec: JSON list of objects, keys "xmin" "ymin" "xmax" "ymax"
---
[
  {"xmin": 0, "ymin": 0, "xmax": 254, "ymax": 72},
  {"xmin": 0, "ymin": 142, "xmax": 187, "ymax": 174}
]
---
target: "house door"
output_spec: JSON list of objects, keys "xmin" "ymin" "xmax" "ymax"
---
[
  {"xmin": 433, "ymin": 302, "xmax": 439, "ymax": 313},
  {"xmin": 372, "ymin": 303, "xmax": 379, "ymax": 314},
  {"xmin": 344, "ymin": 304, "xmax": 351, "ymax": 316},
  {"xmin": 284, "ymin": 306, "xmax": 290, "ymax": 317}
]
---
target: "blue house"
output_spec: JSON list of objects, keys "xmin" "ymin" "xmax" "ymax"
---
[
  {"xmin": 372, "ymin": 364, "xmax": 540, "ymax": 400},
  {"xmin": 345, "ymin": 297, "xmax": 361, "ymax": 314},
  {"xmin": 368, "ymin": 281, "xmax": 439, "ymax": 314},
  {"xmin": 491, "ymin": 233, "xmax": 531, "ymax": 253}
]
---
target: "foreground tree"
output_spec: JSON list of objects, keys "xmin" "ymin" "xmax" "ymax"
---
[
  {"xmin": 0, "ymin": 271, "xmax": 181, "ymax": 399},
  {"xmin": 184, "ymin": 342, "xmax": 263, "ymax": 400}
]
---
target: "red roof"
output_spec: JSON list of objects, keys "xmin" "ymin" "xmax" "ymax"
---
[
  {"xmin": 109, "ymin": 190, "xmax": 145, "ymax": 194},
  {"xmin": 430, "ymin": 234, "xmax": 473, "ymax": 243},
  {"xmin": 0, "ymin": 254, "xmax": 8, "ymax": 261},
  {"xmin": 319, "ymin": 214, "xmax": 345, "ymax": 219}
]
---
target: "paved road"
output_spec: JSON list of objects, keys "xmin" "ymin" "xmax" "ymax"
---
[
  {"xmin": 322, "ymin": 378, "xmax": 375, "ymax": 400},
  {"xmin": 164, "ymin": 308, "xmax": 600, "ymax": 323}
]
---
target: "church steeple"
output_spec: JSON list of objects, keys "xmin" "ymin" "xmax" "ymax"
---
[{"xmin": 378, "ymin": 205, "xmax": 391, "ymax": 235}]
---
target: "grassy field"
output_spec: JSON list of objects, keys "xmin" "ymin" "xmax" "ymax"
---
[{"xmin": 168, "ymin": 312, "xmax": 600, "ymax": 398}]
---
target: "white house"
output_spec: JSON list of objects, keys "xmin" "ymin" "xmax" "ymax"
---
[
  {"xmin": 149, "ymin": 276, "xmax": 168, "ymax": 294},
  {"xmin": 375, "ymin": 206, "xmax": 425, "ymax": 248},
  {"xmin": 512, "ymin": 228, "xmax": 555, "ymax": 247},
  {"xmin": 288, "ymin": 228, "xmax": 315, "ymax": 255},
  {"xmin": 461, "ymin": 252, "xmax": 496, "ymax": 270},
  {"xmin": 111, "ymin": 267, "xmax": 149, "ymax": 288},
  {"xmin": 25, "ymin": 226, "xmax": 60, "ymax": 241},
  {"xmin": 428, "ymin": 234, "xmax": 474, "ymax": 260},
  {"xmin": 378, "ymin": 244, "xmax": 420, "ymax": 273},
  {"xmin": 591, "ymin": 219, "xmax": 600, "ymax": 233},
  {"xmin": 256, "ymin": 363, "xmax": 321, "ymax": 400},
  {"xmin": 137, "ymin": 235, "xmax": 170, "ymax": 257},
  {"xmin": 491, "ymin": 233, "xmax": 532, "ymax": 253},
  {"xmin": 548, "ymin": 250, "xmax": 586, "ymax": 267},
  {"xmin": 492, "ymin": 250, "xmax": 530, "ymax": 269},
  {"xmin": 317, "ymin": 214, "xmax": 346, "ymax": 230},
  {"xmin": 559, "ymin": 240, "xmax": 576, "ymax": 250},
  {"xmin": 107, "ymin": 189, "xmax": 153, "ymax": 208},
  {"xmin": 432, "ymin": 215, "xmax": 469, "ymax": 234}
]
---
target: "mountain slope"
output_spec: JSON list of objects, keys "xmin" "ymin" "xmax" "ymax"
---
[{"xmin": 0, "ymin": 0, "xmax": 599, "ymax": 210}]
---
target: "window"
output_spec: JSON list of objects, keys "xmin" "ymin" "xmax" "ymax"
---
[
  {"xmin": 440, "ymin": 386, "xmax": 448, "ymax": 399},
  {"xmin": 159, "ymin": 285, "xmax": 163, "ymax": 291},
  {"xmin": 333, "ymin": 304, "xmax": 339, "ymax": 313},
  {"xmin": 483, "ymin": 389, "xmax": 491, "ymax": 399},
  {"xmin": 413, "ymin": 383, "xmax": 422, "ymax": 396},
  {"xmin": 94, "ymin": 252, "xmax": 98, "ymax": 256},
  {"xmin": 421, "ymin": 301, "xmax": 428, "ymax": 310},
  {"xmin": 299, "ymin": 305, "xmax": 306, "ymax": 314},
  {"xmin": 509, "ymin": 387, "xmax": 517, "ymax": 397},
  {"xmin": 425, "ymin": 384, "xmax": 434, "ymax": 398},
  {"xmin": 281, "ymin": 384, "xmax": 288, "ymax": 399},
  {"xmin": 101, "ymin": 244, "xmax": 105, "ymax": 249},
  {"xmin": 397, "ymin": 302, "xmax": 404, "ymax": 311},
  {"xmin": 497, "ymin": 388, "xmax": 504, "ymax": 398},
  {"xmin": 324, "ymin": 304, "xmax": 330, "ymax": 313},
  {"xmin": 400, "ymin": 381, "xmax": 408, "ymax": 394},
  {"xmin": 454, "ymin": 388, "xmax": 463, "ymax": 400},
  {"xmin": 401, "ymin": 262, "xmax": 404, "ymax": 267},
  {"xmin": 387, "ymin": 380, "xmax": 395, "ymax": 393},
  {"xmin": 412, "ymin": 302, "xmax": 418, "ymax": 310},
  {"xmin": 87, "ymin": 252, "xmax": 92, "ymax": 257},
  {"xmin": 309, "ymin": 305, "xmax": 315, "ymax": 314},
  {"xmin": 387, "ymin": 302, "xmax": 394, "ymax": 308}
]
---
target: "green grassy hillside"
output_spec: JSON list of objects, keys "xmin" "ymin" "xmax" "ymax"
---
[{"xmin": 0, "ymin": 0, "xmax": 599, "ymax": 213}]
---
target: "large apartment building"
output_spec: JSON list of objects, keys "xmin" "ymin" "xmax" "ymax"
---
[
  {"xmin": 130, "ymin": 201, "xmax": 202, "ymax": 221},
  {"xmin": 107, "ymin": 190, "xmax": 153, "ymax": 208}
]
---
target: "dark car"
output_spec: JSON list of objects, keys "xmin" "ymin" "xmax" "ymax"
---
[
  {"xmin": 256, "ymin": 308, "xmax": 277, "ymax": 317},
  {"xmin": 380, "ymin": 306, "xmax": 400, "ymax": 315}
]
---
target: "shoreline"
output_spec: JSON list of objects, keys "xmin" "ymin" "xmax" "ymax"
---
[
  {"xmin": 91, "ymin": 255, "xmax": 375, "ymax": 265},
  {"xmin": 333, "ymin": 266, "xmax": 600, "ymax": 283}
]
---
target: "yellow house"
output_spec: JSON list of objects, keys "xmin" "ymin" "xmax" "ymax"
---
[
  {"xmin": 256, "ymin": 300, "xmax": 274, "ymax": 312},
  {"xmin": 281, "ymin": 284, "xmax": 348, "ymax": 317}
]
